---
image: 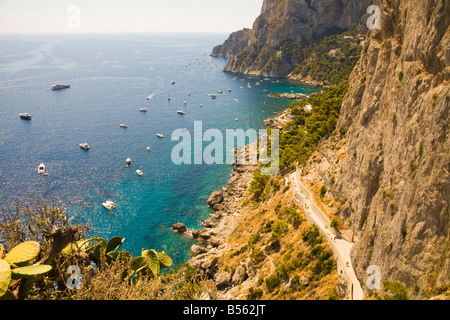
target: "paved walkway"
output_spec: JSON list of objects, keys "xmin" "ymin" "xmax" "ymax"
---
[{"xmin": 290, "ymin": 169, "xmax": 364, "ymax": 300}]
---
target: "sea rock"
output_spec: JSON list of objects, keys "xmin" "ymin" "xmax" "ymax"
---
[
  {"xmin": 207, "ymin": 191, "xmax": 224, "ymax": 209},
  {"xmin": 190, "ymin": 244, "xmax": 208, "ymax": 257},
  {"xmin": 231, "ymin": 264, "xmax": 247, "ymax": 286},
  {"xmin": 171, "ymin": 222, "xmax": 187, "ymax": 234}
]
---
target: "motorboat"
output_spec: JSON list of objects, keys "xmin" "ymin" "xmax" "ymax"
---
[
  {"xmin": 235, "ymin": 118, "xmax": 239, "ymax": 122},
  {"xmin": 136, "ymin": 170, "xmax": 144, "ymax": 176},
  {"xmin": 79, "ymin": 143, "xmax": 90, "ymax": 150},
  {"xmin": 19, "ymin": 113, "xmax": 32, "ymax": 120},
  {"xmin": 102, "ymin": 201, "xmax": 116, "ymax": 210},
  {"xmin": 211, "ymin": 94, "xmax": 217, "ymax": 99},
  {"xmin": 120, "ymin": 124, "xmax": 128, "ymax": 128},
  {"xmin": 200, "ymin": 104, "xmax": 204, "ymax": 107},
  {"xmin": 38, "ymin": 163, "xmax": 47, "ymax": 176},
  {"xmin": 51, "ymin": 83, "xmax": 70, "ymax": 90},
  {"xmin": 172, "ymin": 137, "xmax": 179, "ymax": 141},
  {"xmin": 157, "ymin": 134, "xmax": 164, "ymax": 138},
  {"xmin": 217, "ymin": 90, "xmax": 223, "ymax": 94},
  {"xmin": 139, "ymin": 108, "xmax": 147, "ymax": 112},
  {"xmin": 147, "ymin": 146, "xmax": 151, "ymax": 151},
  {"xmin": 126, "ymin": 158, "xmax": 132, "ymax": 166},
  {"xmin": 227, "ymin": 88, "xmax": 232, "ymax": 92},
  {"xmin": 184, "ymin": 100, "xmax": 188, "ymax": 105},
  {"xmin": 177, "ymin": 110, "xmax": 186, "ymax": 115},
  {"xmin": 234, "ymin": 99, "xmax": 239, "ymax": 102},
  {"xmin": 171, "ymin": 81, "xmax": 176, "ymax": 84}
]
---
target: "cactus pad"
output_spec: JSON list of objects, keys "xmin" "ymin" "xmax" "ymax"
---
[
  {"xmin": 157, "ymin": 251, "xmax": 173, "ymax": 269},
  {"xmin": 4, "ymin": 241, "xmax": 40, "ymax": 264},
  {"xmin": 11, "ymin": 264, "xmax": 52, "ymax": 280},
  {"xmin": 0, "ymin": 259, "xmax": 11, "ymax": 297},
  {"xmin": 142, "ymin": 250, "xmax": 160, "ymax": 276}
]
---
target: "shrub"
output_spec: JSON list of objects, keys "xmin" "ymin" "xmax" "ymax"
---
[
  {"xmin": 265, "ymin": 275, "xmax": 281, "ymax": 293},
  {"xmin": 320, "ymin": 185, "xmax": 328, "ymax": 198}
]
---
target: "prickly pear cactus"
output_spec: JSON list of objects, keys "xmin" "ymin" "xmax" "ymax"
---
[
  {"xmin": 0, "ymin": 259, "xmax": 11, "ymax": 297},
  {"xmin": 4, "ymin": 241, "xmax": 40, "ymax": 264},
  {"xmin": 157, "ymin": 251, "xmax": 173, "ymax": 269},
  {"xmin": 11, "ymin": 264, "xmax": 52, "ymax": 280},
  {"xmin": 142, "ymin": 249, "xmax": 160, "ymax": 276}
]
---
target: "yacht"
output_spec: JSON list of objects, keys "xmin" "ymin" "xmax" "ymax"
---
[
  {"xmin": 235, "ymin": 118, "xmax": 239, "ymax": 122},
  {"xmin": 171, "ymin": 81, "xmax": 176, "ymax": 84},
  {"xmin": 147, "ymin": 146, "xmax": 151, "ymax": 151},
  {"xmin": 136, "ymin": 170, "xmax": 144, "ymax": 176},
  {"xmin": 79, "ymin": 143, "xmax": 90, "ymax": 150},
  {"xmin": 234, "ymin": 99, "xmax": 239, "ymax": 102},
  {"xmin": 19, "ymin": 113, "xmax": 32, "ymax": 120},
  {"xmin": 211, "ymin": 94, "xmax": 217, "ymax": 99},
  {"xmin": 157, "ymin": 134, "xmax": 164, "ymax": 138},
  {"xmin": 120, "ymin": 124, "xmax": 128, "ymax": 128},
  {"xmin": 218, "ymin": 90, "xmax": 223, "ymax": 94},
  {"xmin": 126, "ymin": 158, "xmax": 132, "ymax": 166},
  {"xmin": 139, "ymin": 108, "xmax": 147, "ymax": 112},
  {"xmin": 177, "ymin": 110, "xmax": 186, "ymax": 115},
  {"xmin": 227, "ymin": 88, "xmax": 232, "ymax": 92},
  {"xmin": 102, "ymin": 201, "xmax": 116, "ymax": 210},
  {"xmin": 51, "ymin": 83, "xmax": 70, "ymax": 90}
]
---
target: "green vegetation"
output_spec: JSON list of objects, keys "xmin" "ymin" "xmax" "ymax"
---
[
  {"xmin": 0, "ymin": 197, "xmax": 210, "ymax": 300},
  {"xmin": 290, "ymin": 29, "xmax": 365, "ymax": 86},
  {"xmin": 273, "ymin": 85, "xmax": 349, "ymax": 172}
]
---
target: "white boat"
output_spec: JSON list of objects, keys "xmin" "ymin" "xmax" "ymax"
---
[
  {"xmin": 227, "ymin": 88, "xmax": 232, "ymax": 92},
  {"xmin": 200, "ymin": 104, "xmax": 204, "ymax": 107},
  {"xmin": 51, "ymin": 83, "xmax": 70, "ymax": 90},
  {"xmin": 102, "ymin": 201, "xmax": 116, "ymax": 210},
  {"xmin": 157, "ymin": 134, "xmax": 164, "ymax": 138},
  {"xmin": 172, "ymin": 137, "xmax": 179, "ymax": 141},
  {"xmin": 120, "ymin": 124, "xmax": 128, "ymax": 128},
  {"xmin": 19, "ymin": 113, "xmax": 32, "ymax": 120},
  {"xmin": 171, "ymin": 81, "xmax": 176, "ymax": 84},
  {"xmin": 147, "ymin": 146, "xmax": 151, "ymax": 151},
  {"xmin": 38, "ymin": 163, "xmax": 47, "ymax": 175},
  {"xmin": 136, "ymin": 170, "xmax": 144, "ymax": 176},
  {"xmin": 126, "ymin": 158, "xmax": 132, "ymax": 166},
  {"xmin": 211, "ymin": 94, "xmax": 217, "ymax": 99},
  {"xmin": 234, "ymin": 99, "xmax": 239, "ymax": 102},
  {"xmin": 218, "ymin": 90, "xmax": 223, "ymax": 93},
  {"xmin": 184, "ymin": 101, "xmax": 188, "ymax": 105},
  {"xmin": 79, "ymin": 143, "xmax": 90, "ymax": 150},
  {"xmin": 139, "ymin": 108, "xmax": 147, "ymax": 112},
  {"xmin": 235, "ymin": 118, "xmax": 239, "ymax": 122},
  {"xmin": 177, "ymin": 110, "xmax": 186, "ymax": 115}
]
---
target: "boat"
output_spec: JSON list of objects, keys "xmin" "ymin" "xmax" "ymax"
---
[
  {"xmin": 234, "ymin": 99, "xmax": 239, "ymax": 102},
  {"xmin": 79, "ymin": 143, "xmax": 90, "ymax": 150},
  {"xmin": 211, "ymin": 94, "xmax": 217, "ymax": 99},
  {"xmin": 218, "ymin": 90, "xmax": 223, "ymax": 93},
  {"xmin": 126, "ymin": 158, "xmax": 132, "ymax": 166},
  {"xmin": 147, "ymin": 146, "xmax": 151, "ymax": 151},
  {"xmin": 157, "ymin": 134, "xmax": 164, "ymax": 138},
  {"xmin": 136, "ymin": 170, "xmax": 144, "ymax": 176},
  {"xmin": 19, "ymin": 113, "xmax": 32, "ymax": 120},
  {"xmin": 102, "ymin": 201, "xmax": 116, "ymax": 210},
  {"xmin": 171, "ymin": 81, "xmax": 176, "ymax": 84},
  {"xmin": 139, "ymin": 108, "xmax": 147, "ymax": 112},
  {"xmin": 172, "ymin": 137, "xmax": 179, "ymax": 141},
  {"xmin": 235, "ymin": 118, "xmax": 239, "ymax": 122},
  {"xmin": 184, "ymin": 101, "xmax": 188, "ymax": 105},
  {"xmin": 120, "ymin": 124, "xmax": 128, "ymax": 128},
  {"xmin": 38, "ymin": 163, "xmax": 48, "ymax": 176},
  {"xmin": 177, "ymin": 110, "xmax": 186, "ymax": 115},
  {"xmin": 227, "ymin": 88, "xmax": 232, "ymax": 92},
  {"xmin": 200, "ymin": 104, "xmax": 204, "ymax": 107},
  {"xmin": 51, "ymin": 83, "xmax": 70, "ymax": 90}
]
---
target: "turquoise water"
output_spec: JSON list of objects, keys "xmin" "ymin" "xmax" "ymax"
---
[{"xmin": 0, "ymin": 33, "xmax": 318, "ymax": 266}]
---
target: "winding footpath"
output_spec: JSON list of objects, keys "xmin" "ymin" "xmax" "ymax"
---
[{"xmin": 289, "ymin": 168, "xmax": 364, "ymax": 300}]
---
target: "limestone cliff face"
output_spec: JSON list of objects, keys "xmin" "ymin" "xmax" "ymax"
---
[
  {"xmin": 211, "ymin": 28, "xmax": 251, "ymax": 58},
  {"xmin": 317, "ymin": 0, "xmax": 450, "ymax": 290},
  {"xmin": 215, "ymin": 0, "xmax": 372, "ymax": 77}
]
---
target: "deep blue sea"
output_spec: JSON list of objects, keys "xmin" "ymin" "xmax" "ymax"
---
[{"xmin": 0, "ymin": 33, "xmax": 318, "ymax": 266}]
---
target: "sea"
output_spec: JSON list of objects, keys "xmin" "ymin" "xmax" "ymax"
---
[{"xmin": 0, "ymin": 33, "xmax": 319, "ymax": 266}]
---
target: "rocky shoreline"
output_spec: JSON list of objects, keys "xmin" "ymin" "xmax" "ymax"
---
[{"xmin": 172, "ymin": 159, "xmax": 258, "ymax": 297}]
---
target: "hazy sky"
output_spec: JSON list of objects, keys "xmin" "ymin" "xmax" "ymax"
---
[{"xmin": 0, "ymin": 0, "xmax": 264, "ymax": 33}]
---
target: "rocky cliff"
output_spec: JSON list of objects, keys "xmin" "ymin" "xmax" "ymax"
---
[
  {"xmin": 213, "ymin": 0, "xmax": 372, "ymax": 77},
  {"xmin": 314, "ymin": 0, "xmax": 450, "ymax": 292}
]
